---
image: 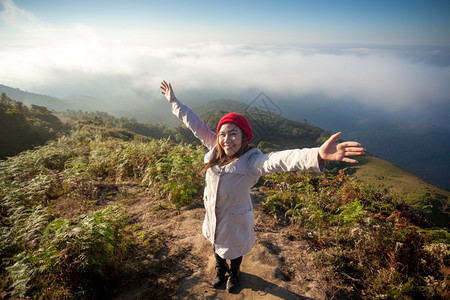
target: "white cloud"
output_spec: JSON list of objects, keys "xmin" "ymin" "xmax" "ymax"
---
[
  {"xmin": 0, "ymin": 0, "xmax": 449, "ymax": 116},
  {"xmin": 341, "ymin": 48, "xmax": 378, "ymax": 55},
  {"xmin": 0, "ymin": 0, "xmax": 46, "ymax": 29},
  {"xmin": 150, "ymin": 43, "xmax": 450, "ymax": 111}
]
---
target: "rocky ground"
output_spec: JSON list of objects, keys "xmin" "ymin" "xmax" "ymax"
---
[{"xmin": 112, "ymin": 188, "xmax": 328, "ymax": 299}]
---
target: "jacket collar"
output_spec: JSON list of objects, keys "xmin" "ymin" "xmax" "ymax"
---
[{"xmin": 205, "ymin": 147, "xmax": 261, "ymax": 175}]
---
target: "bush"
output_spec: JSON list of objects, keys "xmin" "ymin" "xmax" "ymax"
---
[
  {"xmin": 0, "ymin": 122, "xmax": 205, "ymax": 298},
  {"xmin": 260, "ymin": 170, "xmax": 449, "ymax": 299},
  {"xmin": 5, "ymin": 206, "xmax": 128, "ymax": 298}
]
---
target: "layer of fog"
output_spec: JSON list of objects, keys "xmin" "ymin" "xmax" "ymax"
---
[
  {"xmin": 1, "ymin": 0, "xmax": 449, "ymax": 128},
  {"xmin": 2, "ymin": 39, "xmax": 449, "ymax": 124}
]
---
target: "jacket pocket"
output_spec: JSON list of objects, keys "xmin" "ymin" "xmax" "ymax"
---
[
  {"xmin": 228, "ymin": 203, "xmax": 253, "ymax": 233},
  {"xmin": 226, "ymin": 203, "xmax": 253, "ymax": 247},
  {"xmin": 228, "ymin": 203, "xmax": 252, "ymax": 217}
]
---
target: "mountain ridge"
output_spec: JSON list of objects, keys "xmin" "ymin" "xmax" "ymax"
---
[{"xmin": 1, "ymin": 83, "xmax": 448, "ymax": 190}]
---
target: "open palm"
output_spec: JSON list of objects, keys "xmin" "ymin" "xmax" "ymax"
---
[
  {"xmin": 160, "ymin": 80, "xmax": 176, "ymax": 103},
  {"xmin": 319, "ymin": 132, "xmax": 365, "ymax": 163}
]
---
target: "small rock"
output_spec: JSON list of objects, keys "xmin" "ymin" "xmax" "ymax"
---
[
  {"xmin": 274, "ymin": 267, "xmax": 290, "ymax": 281},
  {"xmin": 286, "ymin": 234, "xmax": 296, "ymax": 241}
]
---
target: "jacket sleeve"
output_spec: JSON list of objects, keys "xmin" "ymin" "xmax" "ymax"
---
[
  {"xmin": 171, "ymin": 98, "xmax": 217, "ymax": 150},
  {"xmin": 249, "ymin": 148, "xmax": 325, "ymax": 177}
]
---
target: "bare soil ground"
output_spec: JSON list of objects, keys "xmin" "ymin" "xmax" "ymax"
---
[{"xmin": 113, "ymin": 187, "xmax": 327, "ymax": 300}]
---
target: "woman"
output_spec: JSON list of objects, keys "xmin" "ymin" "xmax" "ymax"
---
[{"xmin": 160, "ymin": 80, "xmax": 365, "ymax": 293}]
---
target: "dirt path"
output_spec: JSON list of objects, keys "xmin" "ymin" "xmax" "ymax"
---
[{"xmin": 115, "ymin": 188, "xmax": 325, "ymax": 299}]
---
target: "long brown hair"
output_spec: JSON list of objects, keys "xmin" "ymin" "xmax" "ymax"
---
[{"xmin": 201, "ymin": 129, "xmax": 253, "ymax": 173}]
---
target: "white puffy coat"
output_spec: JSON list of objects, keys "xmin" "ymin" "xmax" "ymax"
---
[{"xmin": 172, "ymin": 99, "xmax": 325, "ymax": 259}]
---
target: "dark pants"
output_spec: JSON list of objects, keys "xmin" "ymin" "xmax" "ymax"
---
[{"xmin": 214, "ymin": 251, "xmax": 242, "ymax": 276}]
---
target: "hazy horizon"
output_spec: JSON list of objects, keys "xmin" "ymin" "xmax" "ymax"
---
[{"xmin": 1, "ymin": 0, "xmax": 449, "ymax": 128}]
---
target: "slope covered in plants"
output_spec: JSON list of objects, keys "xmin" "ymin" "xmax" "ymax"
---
[
  {"xmin": 0, "ymin": 93, "xmax": 67, "ymax": 159},
  {"xmin": 0, "ymin": 99, "xmax": 448, "ymax": 299},
  {"xmin": 0, "ymin": 120, "xmax": 205, "ymax": 298}
]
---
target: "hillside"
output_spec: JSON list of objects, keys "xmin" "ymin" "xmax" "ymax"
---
[
  {"xmin": 0, "ymin": 84, "xmax": 67, "ymax": 111},
  {"xmin": 196, "ymin": 99, "xmax": 329, "ymax": 151},
  {"xmin": 1, "ymin": 83, "xmax": 449, "ymax": 190},
  {"xmin": 347, "ymin": 154, "xmax": 449, "ymax": 227},
  {"xmin": 280, "ymin": 99, "xmax": 450, "ymax": 190},
  {"xmin": 0, "ymin": 93, "xmax": 67, "ymax": 159},
  {"xmin": 0, "ymin": 97, "xmax": 449, "ymax": 299}
]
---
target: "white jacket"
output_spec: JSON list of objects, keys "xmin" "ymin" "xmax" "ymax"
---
[{"xmin": 172, "ymin": 99, "xmax": 325, "ymax": 259}]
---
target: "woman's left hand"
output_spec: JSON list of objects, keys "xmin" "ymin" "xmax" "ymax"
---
[{"xmin": 319, "ymin": 132, "xmax": 365, "ymax": 163}]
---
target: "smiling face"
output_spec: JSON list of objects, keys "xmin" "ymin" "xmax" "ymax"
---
[{"xmin": 218, "ymin": 123, "xmax": 243, "ymax": 158}]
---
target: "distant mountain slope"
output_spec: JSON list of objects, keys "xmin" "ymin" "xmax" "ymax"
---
[
  {"xmin": 280, "ymin": 99, "xmax": 450, "ymax": 190},
  {"xmin": 0, "ymin": 84, "xmax": 67, "ymax": 111},
  {"xmin": 196, "ymin": 99, "xmax": 329, "ymax": 150},
  {"xmin": 0, "ymin": 84, "xmax": 172, "ymax": 125},
  {"xmin": 341, "ymin": 119, "xmax": 450, "ymax": 191},
  {"xmin": 1, "ymin": 83, "xmax": 448, "ymax": 190},
  {"xmin": 0, "ymin": 93, "xmax": 66, "ymax": 159}
]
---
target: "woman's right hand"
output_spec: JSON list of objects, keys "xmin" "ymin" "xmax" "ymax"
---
[{"xmin": 160, "ymin": 80, "xmax": 176, "ymax": 103}]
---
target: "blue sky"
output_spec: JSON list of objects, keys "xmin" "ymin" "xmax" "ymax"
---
[
  {"xmin": 3, "ymin": 0, "xmax": 449, "ymax": 45},
  {"xmin": 0, "ymin": 0, "xmax": 449, "ymax": 124}
]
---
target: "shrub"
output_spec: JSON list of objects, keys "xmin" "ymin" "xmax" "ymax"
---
[
  {"xmin": 5, "ymin": 206, "xmax": 128, "ymax": 298},
  {"xmin": 260, "ymin": 170, "xmax": 449, "ymax": 298},
  {"xmin": 141, "ymin": 141, "xmax": 204, "ymax": 207}
]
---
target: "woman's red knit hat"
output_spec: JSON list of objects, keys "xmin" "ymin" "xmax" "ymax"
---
[{"xmin": 217, "ymin": 112, "xmax": 253, "ymax": 142}]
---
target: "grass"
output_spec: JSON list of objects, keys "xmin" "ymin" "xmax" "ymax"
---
[
  {"xmin": 346, "ymin": 154, "xmax": 449, "ymax": 227},
  {"xmin": 348, "ymin": 154, "xmax": 449, "ymax": 199}
]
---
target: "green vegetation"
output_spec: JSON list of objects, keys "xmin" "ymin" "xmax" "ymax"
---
[
  {"xmin": 0, "ymin": 93, "xmax": 67, "ymax": 159},
  {"xmin": 346, "ymin": 154, "xmax": 450, "ymax": 227},
  {"xmin": 0, "ymin": 96, "xmax": 448, "ymax": 298},
  {"xmin": 260, "ymin": 170, "xmax": 449, "ymax": 299},
  {"xmin": 0, "ymin": 113, "xmax": 204, "ymax": 298},
  {"xmin": 3, "ymin": 206, "xmax": 128, "ymax": 298},
  {"xmin": 57, "ymin": 109, "xmax": 201, "ymax": 146}
]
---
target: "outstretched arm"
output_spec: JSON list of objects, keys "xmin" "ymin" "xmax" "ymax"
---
[
  {"xmin": 319, "ymin": 132, "xmax": 365, "ymax": 163},
  {"xmin": 160, "ymin": 80, "xmax": 217, "ymax": 150}
]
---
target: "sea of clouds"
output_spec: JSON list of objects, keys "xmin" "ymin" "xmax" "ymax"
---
[{"xmin": 1, "ymin": 0, "xmax": 449, "ymax": 124}]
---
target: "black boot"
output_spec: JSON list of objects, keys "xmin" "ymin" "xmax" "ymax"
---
[
  {"xmin": 226, "ymin": 274, "xmax": 239, "ymax": 293},
  {"xmin": 226, "ymin": 256, "xmax": 242, "ymax": 293},
  {"xmin": 212, "ymin": 265, "xmax": 228, "ymax": 288},
  {"xmin": 212, "ymin": 253, "xmax": 229, "ymax": 288}
]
